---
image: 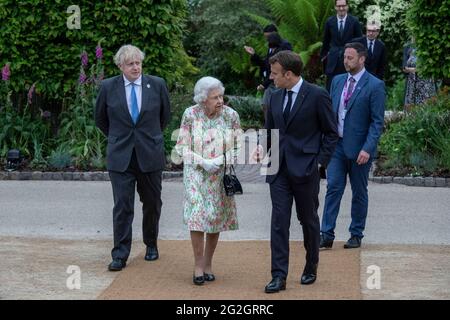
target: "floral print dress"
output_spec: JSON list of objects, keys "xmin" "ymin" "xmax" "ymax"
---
[
  {"xmin": 404, "ymin": 46, "xmax": 437, "ymax": 107},
  {"xmin": 175, "ymin": 105, "xmax": 241, "ymax": 233}
]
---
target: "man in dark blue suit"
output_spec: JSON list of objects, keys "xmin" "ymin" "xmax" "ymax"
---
[
  {"xmin": 255, "ymin": 51, "xmax": 338, "ymax": 293},
  {"xmin": 320, "ymin": 0, "xmax": 362, "ymax": 92},
  {"xmin": 95, "ymin": 45, "xmax": 171, "ymax": 271},
  {"xmin": 320, "ymin": 42, "xmax": 385, "ymax": 250},
  {"xmin": 352, "ymin": 22, "xmax": 387, "ymax": 80}
]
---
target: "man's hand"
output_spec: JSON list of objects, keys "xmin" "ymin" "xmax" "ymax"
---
[
  {"xmin": 257, "ymin": 84, "xmax": 265, "ymax": 91},
  {"xmin": 244, "ymin": 46, "xmax": 255, "ymax": 55},
  {"xmin": 251, "ymin": 145, "xmax": 264, "ymax": 163},
  {"xmin": 318, "ymin": 164, "xmax": 327, "ymax": 179},
  {"xmin": 356, "ymin": 150, "xmax": 370, "ymax": 165}
]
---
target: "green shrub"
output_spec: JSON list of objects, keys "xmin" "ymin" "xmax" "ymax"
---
[
  {"xmin": 185, "ymin": 0, "xmax": 271, "ymax": 94},
  {"xmin": 386, "ymin": 78, "xmax": 405, "ymax": 111},
  {"xmin": 379, "ymin": 90, "xmax": 450, "ymax": 175},
  {"xmin": 163, "ymin": 87, "xmax": 193, "ymax": 162},
  {"xmin": 226, "ymin": 96, "xmax": 265, "ymax": 130},
  {"xmin": 48, "ymin": 147, "xmax": 72, "ymax": 170},
  {"xmin": 57, "ymin": 46, "xmax": 106, "ymax": 170},
  {"xmin": 407, "ymin": 0, "xmax": 450, "ymax": 81},
  {"xmin": 0, "ymin": 0, "xmax": 195, "ymax": 112}
]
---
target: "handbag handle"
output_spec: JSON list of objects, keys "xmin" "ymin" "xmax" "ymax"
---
[{"xmin": 223, "ymin": 152, "xmax": 235, "ymax": 176}]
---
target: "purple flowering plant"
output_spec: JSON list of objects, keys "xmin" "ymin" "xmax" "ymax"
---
[
  {"xmin": 0, "ymin": 63, "xmax": 13, "ymax": 111},
  {"xmin": 56, "ymin": 41, "xmax": 106, "ymax": 169}
]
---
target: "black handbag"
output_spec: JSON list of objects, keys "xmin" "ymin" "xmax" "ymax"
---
[{"xmin": 222, "ymin": 153, "xmax": 243, "ymax": 196}]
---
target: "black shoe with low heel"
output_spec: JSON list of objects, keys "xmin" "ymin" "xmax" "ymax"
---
[
  {"xmin": 203, "ymin": 273, "xmax": 215, "ymax": 281},
  {"xmin": 193, "ymin": 274, "xmax": 205, "ymax": 285}
]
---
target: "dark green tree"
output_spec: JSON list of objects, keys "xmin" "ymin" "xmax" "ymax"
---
[
  {"xmin": 406, "ymin": 0, "xmax": 450, "ymax": 83},
  {"xmin": 0, "ymin": 0, "xmax": 195, "ymax": 113}
]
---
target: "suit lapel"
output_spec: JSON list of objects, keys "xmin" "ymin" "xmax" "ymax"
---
[
  {"xmin": 286, "ymin": 81, "xmax": 309, "ymax": 128},
  {"xmin": 333, "ymin": 76, "xmax": 346, "ymax": 113},
  {"xmin": 140, "ymin": 76, "xmax": 151, "ymax": 115},
  {"xmin": 272, "ymin": 90, "xmax": 285, "ymax": 127},
  {"xmin": 346, "ymin": 71, "xmax": 369, "ymax": 112}
]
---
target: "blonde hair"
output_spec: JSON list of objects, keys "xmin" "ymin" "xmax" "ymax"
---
[{"xmin": 114, "ymin": 45, "xmax": 145, "ymax": 66}]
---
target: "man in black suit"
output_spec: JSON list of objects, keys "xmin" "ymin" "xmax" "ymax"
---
[
  {"xmin": 95, "ymin": 44, "xmax": 171, "ymax": 271},
  {"xmin": 254, "ymin": 51, "xmax": 338, "ymax": 293},
  {"xmin": 244, "ymin": 24, "xmax": 292, "ymax": 116},
  {"xmin": 320, "ymin": 0, "xmax": 362, "ymax": 91},
  {"xmin": 352, "ymin": 22, "xmax": 386, "ymax": 80}
]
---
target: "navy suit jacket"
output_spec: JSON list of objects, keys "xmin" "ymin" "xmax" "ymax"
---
[
  {"xmin": 352, "ymin": 36, "xmax": 387, "ymax": 80},
  {"xmin": 251, "ymin": 39, "xmax": 293, "ymax": 89},
  {"xmin": 265, "ymin": 81, "xmax": 339, "ymax": 183},
  {"xmin": 95, "ymin": 74, "xmax": 171, "ymax": 172},
  {"xmin": 331, "ymin": 71, "xmax": 385, "ymax": 159},
  {"xmin": 320, "ymin": 15, "xmax": 362, "ymax": 75}
]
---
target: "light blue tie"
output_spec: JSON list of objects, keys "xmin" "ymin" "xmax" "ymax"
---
[{"xmin": 130, "ymin": 83, "xmax": 139, "ymax": 124}]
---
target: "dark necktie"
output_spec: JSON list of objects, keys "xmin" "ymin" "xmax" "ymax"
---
[
  {"xmin": 344, "ymin": 77, "xmax": 356, "ymax": 108},
  {"xmin": 368, "ymin": 40, "xmax": 373, "ymax": 58},
  {"xmin": 283, "ymin": 90, "xmax": 293, "ymax": 124},
  {"xmin": 130, "ymin": 83, "xmax": 139, "ymax": 124},
  {"xmin": 339, "ymin": 20, "xmax": 344, "ymax": 37}
]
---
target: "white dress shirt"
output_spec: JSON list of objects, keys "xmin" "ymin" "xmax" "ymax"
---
[
  {"xmin": 283, "ymin": 77, "xmax": 304, "ymax": 112},
  {"xmin": 338, "ymin": 68, "xmax": 366, "ymax": 137}
]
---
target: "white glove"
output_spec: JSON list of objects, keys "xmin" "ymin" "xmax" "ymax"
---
[
  {"xmin": 200, "ymin": 155, "xmax": 223, "ymax": 173},
  {"xmin": 201, "ymin": 158, "xmax": 220, "ymax": 173}
]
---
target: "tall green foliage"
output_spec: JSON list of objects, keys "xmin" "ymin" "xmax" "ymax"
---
[
  {"xmin": 0, "ymin": 0, "xmax": 195, "ymax": 111},
  {"xmin": 406, "ymin": 0, "xmax": 450, "ymax": 82},
  {"xmin": 379, "ymin": 91, "xmax": 450, "ymax": 175},
  {"xmin": 57, "ymin": 45, "xmax": 106, "ymax": 169},
  {"xmin": 185, "ymin": 0, "xmax": 271, "ymax": 94},
  {"xmin": 351, "ymin": 0, "xmax": 413, "ymax": 84},
  {"xmin": 248, "ymin": 0, "xmax": 334, "ymax": 83}
]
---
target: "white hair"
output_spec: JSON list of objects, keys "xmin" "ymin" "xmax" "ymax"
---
[
  {"xmin": 114, "ymin": 45, "xmax": 145, "ymax": 66},
  {"xmin": 193, "ymin": 76, "xmax": 225, "ymax": 105}
]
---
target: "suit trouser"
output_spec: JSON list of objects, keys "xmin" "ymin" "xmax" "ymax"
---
[
  {"xmin": 269, "ymin": 160, "xmax": 320, "ymax": 279},
  {"xmin": 109, "ymin": 150, "xmax": 162, "ymax": 261},
  {"xmin": 321, "ymin": 140, "xmax": 372, "ymax": 240}
]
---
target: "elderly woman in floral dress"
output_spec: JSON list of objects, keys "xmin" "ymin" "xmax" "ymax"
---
[{"xmin": 175, "ymin": 76, "xmax": 241, "ymax": 285}]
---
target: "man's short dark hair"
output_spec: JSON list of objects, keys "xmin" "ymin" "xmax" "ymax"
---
[
  {"xmin": 267, "ymin": 32, "xmax": 282, "ymax": 48},
  {"xmin": 263, "ymin": 24, "xmax": 278, "ymax": 33},
  {"xmin": 269, "ymin": 51, "xmax": 303, "ymax": 76},
  {"xmin": 345, "ymin": 42, "xmax": 368, "ymax": 58}
]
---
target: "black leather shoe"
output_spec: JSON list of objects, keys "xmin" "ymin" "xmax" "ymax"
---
[
  {"xmin": 264, "ymin": 277, "xmax": 286, "ymax": 293},
  {"xmin": 344, "ymin": 236, "xmax": 362, "ymax": 249},
  {"xmin": 145, "ymin": 246, "xmax": 159, "ymax": 261},
  {"xmin": 193, "ymin": 274, "xmax": 205, "ymax": 285},
  {"xmin": 108, "ymin": 258, "xmax": 126, "ymax": 271},
  {"xmin": 301, "ymin": 263, "xmax": 318, "ymax": 285},
  {"xmin": 319, "ymin": 234, "xmax": 333, "ymax": 249},
  {"xmin": 204, "ymin": 273, "xmax": 215, "ymax": 281}
]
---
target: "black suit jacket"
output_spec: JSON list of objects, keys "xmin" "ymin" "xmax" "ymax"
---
[
  {"xmin": 320, "ymin": 15, "xmax": 362, "ymax": 75},
  {"xmin": 251, "ymin": 39, "xmax": 293, "ymax": 89},
  {"xmin": 352, "ymin": 36, "xmax": 386, "ymax": 80},
  {"xmin": 265, "ymin": 81, "xmax": 339, "ymax": 183},
  {"xmin": 95, "ymin": 74, "xmax": 171, "ymax": 172}
]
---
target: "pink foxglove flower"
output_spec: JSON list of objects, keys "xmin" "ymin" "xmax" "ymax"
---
[
  {"xmin": 27, "ymin": 82, "xmax": 36, "ymax": 105},
  {"xmin": 95, "ymin": 45, "xmax": 103, "ymax": 60},
  {"xmin": 2, "ymin": 63, "xmax": 10, "ymax": 81},
  {"xmin": 81, "ymin": 51, "xmax": 88, "ymax": 67}
]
